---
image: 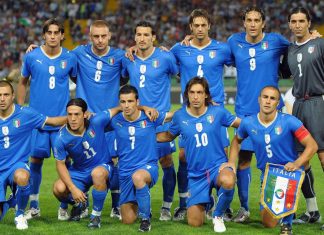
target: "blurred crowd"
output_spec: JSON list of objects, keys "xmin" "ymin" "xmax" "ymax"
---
[{"xmin": 0, "ymin": 0, "xmax": 323, "ymax": 79}]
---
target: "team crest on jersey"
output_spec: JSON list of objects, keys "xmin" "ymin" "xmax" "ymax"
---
[
  {"xmin": 261, "ymin": 41, "xmax": 268, "ymax": 50},
  {"xmin": 128, "ymin": 126, "xmax": 135, "ymax": 135},
  {"xmin": 275, "ymin": 126, "xmax": 282, "ymax": 135},
  {"xmin": 297, "ymin": 53, "xmax": 302, "ymax": 63},
  {"xmin": 49, "ymin": 66, "xmax": 55, "ymax": 75},
  {"xmin": 308, "ymin": 46, "xmax": 315, "ymax": 54},
  {"xmin": 82, "ymin": 141, "xmax": 90, "ymax": 149},
  {"xmin": 140, "ymin": 120, "xmax": 147, "ymax": 128},
  {"xmin": 197, "ymin": 55, "xmax": 204, "ymax": 64},
  {"xmin": 196, "ymin": 122, "xmax": 203, "ymax": 132},
  {"xmin": 209, "ymin": 50, "xmax": 216, "ymax": 58},
  {"xmin": 2, "ymin": 126, "xmax": 9, "ymax": 135},
  {"xmin": 206, "ymin": 115, "xmax": 214, "ymax": 124},
  {"xmin": 88, "ymin": 129, "xmax": 95, "ymax": 138},
  {"xmin": 264, "ymin": 134, "xmax": 271, "ymax": 144},
  {"xmin": 152, "ymin": 60, "xmax": 159, "ymax": 68},
  {"xmin": 60, "ymin": 60, "xmax": 67, "ymax": 69},
  {"xmin": 13, "ymin": 119, "xmax": 21, "ymax": 128},
  {"xmin": 108, "ymin": 57, "xmax": 115, "ymax": 65},
  {"xmin": 140, "ymin": 64, "xmax": 146, "ymax": 74},
  {"xmin": 249, "ymin": 48, "xmax": 256, "ymax": 57}
]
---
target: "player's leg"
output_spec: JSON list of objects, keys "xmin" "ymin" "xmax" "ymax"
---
[
  {"xmin": 121, "ymin": 203, "xmax": 138, "ymax": 224},
  {"xmin": 158, "ymin": 141, "xmax": 176, "ymax": 221},
  {"xmin": 120, "ymin": 173, "xmax": 138, "ymax": 224},
  {"xmin": 187, "ymin": 205, "xmax": 205, "ymax": 227},
  {"xmin": 88, "ymin": 164, "xmax": 111, "ymax": 229}
]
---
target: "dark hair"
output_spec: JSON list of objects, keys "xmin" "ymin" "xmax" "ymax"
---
[
  {"xmin": 66, "ymin": 98, "xmax": 88, "ymax": 113},
  {"xmin": 0, "ymin": 80, "xmax": 14, "ymax": 94},
  {"xmin": 135, "ymin": 21, "xmax": 156, "ymax": 36},
  {"xmin": 242, "ymin": 5, "xmax": 265, "ymax": 22},
  {"xmin": 42, "ymin": 18, "xmax": 64, "ymax": 34},
  {"xmin": 184, "ymin": 77, "xmax": 212, "ymax": 107},
  {"xmin": 90, "ymin": 20, "xmax": 110, "ymax": 31},
  {"xmin": 288, "ymin": 7, "xmax": 311, "ymax": 22},
  {"xmin": 189, "ymin": 9, "xmax": 211, "ymax": 25},
  {"xmin": 259, "ymin": 86, "xmax": 281, "ymax": 100},
  {"xmin": 119, "ymin": 84, "xmax": 139, "ymax": 99}
]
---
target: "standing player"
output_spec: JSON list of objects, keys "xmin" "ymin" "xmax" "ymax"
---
[
  {"xmin": 157, "ymin": 77, "xmax": 240, "ymax": 233},
  {"xmin": 228, "ymin": 86, "xmax": 318, "ymax": 235},
  {"xmin": 109, "ymin": 85, "xmax": 172, "ymax": 232},
  {"xmin": 170, "ymin": 9, "xmax": 233, "ymax": 220},
  {"xmin": 284, "ymin": 7, "xmax": 324, "ymax": 227},
  {"xmin": 53, "ymin": 98, "xmax": 121, "ymax": 229},
  {"xmin": 227, "ymin": 6, "xmax": 291, "ymax": 222},
  {"xmin": 17, "ymin": 18, "xmax": 77, "ymax": 219},
  {"xmin": 0, "ymin": 81, "xmax": 67, "ymax": 230},
  {"xmin": 122, "ymin": 21, "xmax": 178, "ymax": 221}
]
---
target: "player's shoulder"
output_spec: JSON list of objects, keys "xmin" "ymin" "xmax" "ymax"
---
[
  {"xmin": 19, "ymin": 105, "xmax": 39, "ymax": 116},
  {"xmin": 109, "ymin": 47, "xmax": 125, "ymax": 57},
  {"xmin": 170, "ymin": 42, "xmax": 182, "ymax": 52},
  {"xmin": 227, "ymin": 32, "xmax": 245, "ymax": 42},
  {"xmin": 23, "ymin": 47, "xmax": 42, "ymax": 60},
  {"xmin": 154, "ymin": 48, "xmax": 176, "ymax": 60},
  {"xmin": 265, "ymin": 32, "xmax": 289, "ymax": 44},
  {"xmin": 72, "ymin": 44, "xmax": 89, "ymax": 53}
]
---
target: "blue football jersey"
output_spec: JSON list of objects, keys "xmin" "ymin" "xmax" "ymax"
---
[
  {"xmin": 110, "ymin": 111, "xmax": 166, "ymax": 177},
  {"xmin": 228, "ymin": 32, "xmax": 289, "ymax": 116},
  {"xmin": 169, "ymin": 105, "xmax": 236, "ymax": 176},
  {"xmin": 0, "ymin": 104, "xmax": 46, "ymax": 171},
  {"xmin": 73, "ymin": 44, "xmax": 125, "ymax": 112},
  {"xmin": 122, "ymin": 48, "xmax": 178, "ymax": 112},
  {"xmin": 54, "ymin": 111, "xmax": 112, "ymax": 171},
  {"xmin": 171, "ymin": 39, "xmax": 233, "ymax": 104},
  {"xmin": 237, "ymin": 112, "xmax": 302, "ymax": 172},
  {"xmin": 21, "ymin": 47, "xmax": 77, "ymax": 120}
]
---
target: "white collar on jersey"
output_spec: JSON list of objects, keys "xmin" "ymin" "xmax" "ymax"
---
[{"xmin": 257, "ymin": 111, "xmax": 278, "ymax": 128}]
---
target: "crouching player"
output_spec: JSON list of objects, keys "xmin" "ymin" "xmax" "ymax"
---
[{"xmin": 157, "ymin": 77, "xmax": 240, "ymax": 233}]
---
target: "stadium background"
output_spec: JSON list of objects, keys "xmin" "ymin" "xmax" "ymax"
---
[{"xmin": 1, "ymin": 1, "xmax": 324, "ymax": 234}]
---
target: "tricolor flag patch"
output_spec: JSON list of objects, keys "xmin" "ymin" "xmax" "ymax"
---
[
  {"xmin": 261, "ymin": 41, "xmax": 268, "ymax": 50},
  {"xmin": 108, "ymin": 57, "xmax": 115, "ymax": 65},
  {"xmin": 206, "ymin": 115, "xmax": 214, "ymax": 124},
  {"xmin": 275, "ymin": 126, "xmax": 282, "ymax": 135},
  {"xmin": 60, "ymin": 60, "xmax": 67, "ymax": 69},
  {"xmin": 88, "ymin": 129, "xmax": 95, "ymax": 138},
  {"xmin": 13, "ymin": 119, "xmax": 20, "ymax": 128},
  {"xmin": 152, "ymin": 60, "xmax": 159, "ymax": 68},
  {"xmin": 140, "ymin": 120, "xmax": 147, "ymax": 128}
]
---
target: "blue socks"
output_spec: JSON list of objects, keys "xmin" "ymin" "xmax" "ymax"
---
[
  {"xmin": 110, "ymin": 165, "xmax": 120, "ymax": 208},
  {"xmin": 177, "ymin": 160, "xmax": 188, "ymax": 208},
  {"xmin": 136, "ymin": 185, "xmax": 151, "ymax": 220},
  {"xmin": 15, "ymin": 184, "xmax": 31, "ymax": 217},
  {"xmin": 237, "ymin": 167, "xmax": 251, "ymax": 211},
  {"xmin": 29, "ymin": 162, "xmax": 43, "ymax": 209},
  {"xmin": 213, "ymin": 187, "xmax": 234, "ymax": 217},
  {"xmin": 91, "ymin": 189, "xmax": 107, "ymax": 218},
  {"xmin": 162, "ymin": 165, "xmax": 176, "ymax": 209},
  {"xmin": 282, "ymin": 213, "xmax": 294, "ymax": 226}
]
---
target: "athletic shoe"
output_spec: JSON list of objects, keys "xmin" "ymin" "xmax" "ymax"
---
[
  {"xmin": 280, "ymin": 224, "xmax": 293, "ymax": 235},
  {"xmin": 88, "ymin": 216, "xmax": 101, "ymax": 229},
  {"xmin": 25, "ymin": 207, "xmax": 40, "ymax": 220},
  {"xmin": 232, "ymin": 207, "xmax": 250, "ymax": 223},
  {"xmin": 58, "ymin": 208, "xmax": 70, "ymax": 221},
  {"xmin": 15, "ymin": 215, "xmax": 28, "ymax": 230},
  {"xmin": 223, "ymin": 208, "xmax": 234, "ymax": 222},
  {"xmin": 139, "ymin": 219, "xmax": 151, "ymax": 232},
  {"xmin": 293, "ymin": 211, "xmax": 321, "ymax": 224},
  {"xmin": 159, "ymin": 208, "xmax": 171, "ymax": 221},
  {"xmin": 69, "ymin": 205, "xmax": 82, "ymax": 221},
  {"xmin": 173, "ymin": 207, "xmax": 187, "ymax": 221},
  {"xmin": 110, "ymin": 207, "xmax": 121, "ymax": 220},
  {"xmin": 80, "ymin": 204, "xmax": 89, "ymax": 219},
  {"xmin": 213, "ymin": 216, "xmax": 226, "ymax": 233}
]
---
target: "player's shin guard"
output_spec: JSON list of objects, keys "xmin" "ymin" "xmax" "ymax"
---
[
  {"xmin": 29, "ymin": 162, "xmax": 43, "ymax": 209},
  {"xmin": 177, "ymin": 160, "xmax": 188, "ymax": 208},
  {"xmin": 15, "ymin": 184, "xmax": 31, "ymax": 217},
  {"xmin": 213, "ymin": 187, "xmax": 234, "ymax": 217},
  {"xmin": 162, "ymin": 165, "xmax": 176, "ymax": 209},
  {"xmin": 302, "ymin": 167, "xmax": 319, "ymax": 212},
  {"xmin": 136, "ymin": 185, "xmax": 151, "ymax": 220},
  {"xmin": 237, "ymin": 167, "xmax": 251, "ymax": 211},
  {"xmin": 91, "ymin": 189, "xmax": 107, "ymax": 218},
  {"xmin": 110, "ymin": 165, "xmax": 120, "ymax": 208}
]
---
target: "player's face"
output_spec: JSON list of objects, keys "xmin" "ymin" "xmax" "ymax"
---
[
  {"xmin": 190, "ymin": 17, "xmax": 210, "ymax": 41},
  {"xmin": 90, "ymin": 25, "xmax": 111, "ymax": 53},
  {"xmin": 120, "ymin": 93, "xmax": 139, "ymax": 119},
  {"xmin": 43, "ymin": 24, "xmax": 64, "ymax": 48},
  {"xmin": 135, "ymin": 26, "xmax": 156, "ymax": 51},
  {"xmin": 0, "ymin": 86, "xmax": 14, "ymax": 113},
  {"xmin": 188, "ymin": 84, "xmax": 207, "ymax": 109},
  {"xmin": 258, "ymin": 88, "xmax": 280, "ymax": 115},
  {"xmin": 289, "ymin": 13, "xmax": 311, "ymax": 41},
  {"xmin": 67, "ymin": 105, "xmax": 86, "ymax": 133},
  {"xmin": 244, "ymin": 11, "xmax": 265, "ymax": 39}
]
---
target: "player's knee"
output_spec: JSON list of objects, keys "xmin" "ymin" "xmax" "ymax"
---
[
  {"xmin": 187, "ymin": 206, "xmax": 204, "ymax": 227},
  {"xmin": 121, "ymin": 205, "xmax": 137, "ymax": 224},
  {"xmin": 159, "ymin": 155, "xmax": 173, "ymax": 168},
  {"xmin": 91, "ymin": 167, "xmax": 108, "ymax": 183},
  {"xmin": 131, "ymin": 171, "xmax": 146, "ymax": 188},
  {"xmin": 14, "ymin": 169, "xmax": 30, "ymax": 186},
  {"xmin": 188, "ymin": 217, "xmax": 204, "ymax": 227},
  {"xmin": 53, "ymin": 179, "xmax": 67, "ymax": 196},
  {"xmin": 219, "ymin": 170, "xmax": 235, "ymax": 189}
]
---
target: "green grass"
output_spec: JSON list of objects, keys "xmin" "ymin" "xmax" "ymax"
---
[{"xmin": 2, "ymin": 105, "xmax": 324, "ymax": 234}]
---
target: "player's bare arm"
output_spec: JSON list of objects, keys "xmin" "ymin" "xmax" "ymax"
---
[{"xmin": 16, "ymin": 76, "xmax": 29, "ymax": 105}]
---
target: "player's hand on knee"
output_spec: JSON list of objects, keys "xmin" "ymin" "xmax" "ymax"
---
[
  {"xmin": 71, "ymin": 187, "xmax": 87, "ymax": 203},
  {"xmin": 219, "ymin": 162, "xmax": 236, "ymax": 174},
  {"xmin": 125, "ymin": 45, "xmax": 137, "ymax": 61},
  {"xmin": 181, "ymin": 35, "xmax": 194, "ymax": 46},
  {"xmin": 284, "ymin": 162, "xmax": 300, "ymax": 172},
  {"xmin": 26, "ymin": 44, "xmax": 38, "ymax": 53}
]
